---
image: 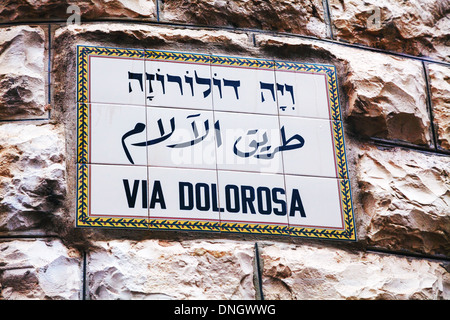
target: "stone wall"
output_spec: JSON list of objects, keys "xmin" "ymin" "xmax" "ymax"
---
[{"xmin": 0, "ymin": 1, "xmax": 448, "ymax": 300}]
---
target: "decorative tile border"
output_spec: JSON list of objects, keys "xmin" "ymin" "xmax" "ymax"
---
[
  {"xmin": 146, "ymin": 49, "xmax": 211, "ymax": 64},
  {"xmin": 148, "ymin": 219, "xmax": 221, "ymax": 232},
  {"xmin": 211, "ymin": 54, "xmax": 275, "ymax": 69},
  {"xmin": 332, "ymin": 120, "xmax": 349, "ymax": 180},
  {"xmin": 76, "ymin": 45, "xmax": 356, "ymax": 241}
]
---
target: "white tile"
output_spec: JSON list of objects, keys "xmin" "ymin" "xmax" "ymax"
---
[
  {"xmin": 279, "ymin": 116, "xmax": 338, "ymax": 178},
  {"xmin": 89, "ymin": 55, "xmax": 146, "ymax": 106},
  {"xmin": 214, "ymin": 111, "xmax": 283, "ymax": 174},
  {"xmin": 217, "ymin": 170, "xmax": 288, "ymax": 226},
  {"xmin": 148, "ymin": 166, "xmax": 220, "ymax": 223},
  {"xmin": 145, "ymin": 59, "xmax": 213, "ymax": 110},
  {"xmin": 146, "ymin": 107, "xmax": 217, "ymax": 169},
  {"xmin": 211, "ymin": 63, "xmax": 278, "ymax": 115},
  {"xmin": 275, "ymin": 69, "xmax": 330, "ymax": 119},
  {"xmin": 88, "ymin": 103, "xmax": 147, "ymax": 166},
  {"xmin": 285, "ymin": 175, "xmax": 345, "ymax": 230},
  {"xmin": 89, "ymin": 164, "xmax": 149, "ymax": 218}
]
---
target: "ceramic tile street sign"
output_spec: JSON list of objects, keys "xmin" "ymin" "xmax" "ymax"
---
[{"xmin": 76, "ymin": 45, "xmax": 356, "ymax": 241}]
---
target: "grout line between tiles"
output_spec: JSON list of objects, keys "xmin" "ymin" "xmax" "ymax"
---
[
  {"xmin": 273, "ymin": 62, "xmax": 290, "ymax": 234},
  {"xmin": 144, "ymin": 59, "xmax": 151, "ymax": 223}
]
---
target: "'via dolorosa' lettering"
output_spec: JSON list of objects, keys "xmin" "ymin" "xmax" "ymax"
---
[{"xmin": 123, "ymin": 179, "xmax": 306, "ymax": 217}]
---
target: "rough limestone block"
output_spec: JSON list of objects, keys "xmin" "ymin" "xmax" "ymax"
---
[
  {"xmin": 428, "ymin": 63, "xmax": 450, "ymax": 151},
  {"xmin": 87, "ymin": 240, "xmax": 255, "ymax": 299},
  {"xmin": 0, "ymin": 123, "xmax": 66, "ymax": 233},
  {"xmin": 160, "ymin": 0, "xmax": 328, "ymax": 38},
  {"xmin": 54, "ymin": 23, "xmax": 254, "ymax": 54},
  {"xmin": 0, "ymin": 25, "xmax": 47, "ymax": 120},
  {"xmin": 0, "ymin": 239, "xmax": 82, "ymax": 299},
  {"xmin": 342, "ymin": 50, "xmax": 431, "ymax": 146},
  {"xmin": 356, "ymin": 145, "xmax": 450, "ymax": 256},
  {"xmin": 0, "ymin": 0, "xmax": 156, "ymax": 23},
  {"xmin": 328, "ymin": 0, "xmax": 450, "ymax": 63},
  {"xmin": 260, "ymin": 242, "xmax": 449, "ymax": 300},
  {"xmin": 257, "ymin": 35, "xmax": 432, "ymax": 146}
]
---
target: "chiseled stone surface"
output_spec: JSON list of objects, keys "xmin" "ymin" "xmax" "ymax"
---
[
  {"xmin": 0, "ymin": 25, "xmax": 47, "ymax": 120},
  {"xmin": 329, "ymin": 0, "xmax": 450, "ymax": 62},
  {"xmin": 428, "ymin": 63, "xmax": 450, "ymax": 151},
  {"xmin": 0, "ymin": 0, "xmax": 156, "ymax": 23},
  {"xmin": 257, "ymin": 34, "xmax": 431, "ymax": 146},
  {"xmin": 160, "ymin": 0, "xmax": 328, "ymax": 38},
  {"xmin": 1, "ymin": 0, "xmax": 448, "ymax": 65},
  {"xmin": 0, "ymin": 239, "xmax": 81, "ymax": 299},
  {"xmin": 87, "ymin": 240, "xmax": 255, "ymax": 299},
  {"xmin": 260, "ymin": 242, "xmax": 449, "ymax": 300},
  {"xmin": 342, "ymin": 50, "xmax": 430, "ymax": 146},
  {"xmin": 356, "ymin": 145, "xmax": 450, "ymax": 256},
  {"xmin": 0, "ymin": 123, "xmax": 66, "ymax": 233}
]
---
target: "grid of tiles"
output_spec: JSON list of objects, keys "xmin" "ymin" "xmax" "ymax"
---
[{"xmin": 76, "ymin": 45, "xmax": 356, "ymax": 241}]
